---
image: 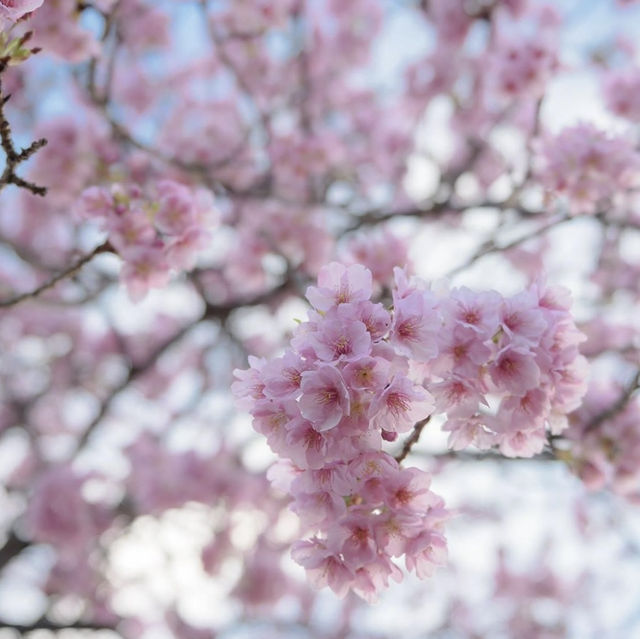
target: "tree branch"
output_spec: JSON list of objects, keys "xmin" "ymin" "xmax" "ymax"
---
[
  {"xmin": 0, "ymin": 618, "xmax": 115, "ymax": 633},
  {"xmin": 0, "ymin": 531, "xmax": 29, "ymax": 573},
  {"xmin": 0, "ymin": 241, "xmax": 111, "ymax": 308},
  {"xmin": 0, "ymin": 112, "xmax": 47, "ymax": 195},
  {"xmin": 0, "ymin": 63, "xmax": 47, "ymax": 196},
  {"xmin": 585, "ymin": 368, "xmax": 640, "ymax": 433},
  {"xmin": 395, "ymin": 416, "xmax": 431, "ymax": 463},
  {"xmin": 447, "ymin": 213, "xmax": 571, "ymax": 277},
  {"xmin": 72, "ymin": 317, "xmax": 200, "ymax": 455}
]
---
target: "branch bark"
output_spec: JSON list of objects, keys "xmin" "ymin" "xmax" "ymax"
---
[
  {"xmin": 395, "ymin": 417, "xmax": 431, "ymax": 463},
  {"xmin": 0, "ymin": 73, "xmax": 47, "ymax": 196}
]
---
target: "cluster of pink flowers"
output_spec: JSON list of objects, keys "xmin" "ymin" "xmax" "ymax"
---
[
  {"xmin": 488, "ymin": 35, "xmax": 558, "ymax": 99},
  {"xmin": 234, "ymin": 263, "xmax": 449, "ymax": 600},
  {"xmin": 269, "ymin": 132, "xmax": 347, "ymax": 200},
  {"xmin": 220, "ymin": 0, "xmax": 296, "ymax": 34},
  {"xmin": 603, "ymin": 68, "xmax": 640, "ymax": 122},
  {"xmin": 79, "ymin": 180, "xmax": 217, "ymax": 300},
  {"xmin": 224, "ymin": 201, "xmax": 332, "ymax": 297},
  {"xmin": 327, "ymin": 0, "xmax": 383, "ymax": 66},
  {"xmin": 124, "ymin": 434, "xmax": 268, "ymax": 514},
  {"xmin": 424, "ymin": 0, "xmax": 471, "ymax": 46},
  {"xmin": 491, "ymin": 548, "xmax": 576, "ymax": 639},
  {"xmin": 536, "ymin": 123, "xmax": 640, "ymax": 214},
  {"xmin": 341, "ymin": 229, "xmax": 410, "ymax": 294},
  {"xmin": 564, "ymin": 382, "xmax": 640, "ymax": 500},
  {"xmin": 26, "ymin": 0, "xmax": 102, "ymax": 62},
  {"xmin": 26, "ymin": 467, "xmax": 112, "ymax": 559},
  {"xmin": 26, "ymin": 0, "xmax": 166, "ymax": 63},
  {"xmin": 233, "ymin": 263, "xmax": 587, "ymax": 598},
  {"xmin": 432, "ymin": 280, "xmax": 588, "ymax": 457}
]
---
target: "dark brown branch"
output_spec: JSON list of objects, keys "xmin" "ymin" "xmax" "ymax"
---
[
  {"xmin": 201, "ymin": 274, "xmax": 295, "ymax": 321},
  {"xmin": 0, "ymin": 241, "xmax": 111, "ymax": 308},
  {"xmin": 0, "ymin": 531, "xmax": 30, "ymax": 573},
  {"xmin": 82, "ymin": 2, "xmax": 252, "ymax": 191},
  {"xmin": 200, "ymin": 0, "xmax": 272, "ymax": 138},
  {"xmin": 0, "ymin": 617, "xmax": 115, "ymax": 633},
  {"xmin": 394, "ymin": 420, "xmax": 561, "ymax": 465},
  {"xmin": 424, "ymin": 449, "xmax": 558, "ymax": 463},
  {"xmin": 93, "ymin": 106, "xmax": 254, "ymax": 198},
  {"xmin": 74, "ymin": 272, "xmax": 295, "ymax": 455},
  {"xmin": 344, "ymin": 200, "xmax": 461, "ymax": 233},
  {"xmin": 395, "ymin": 416, "xmax": 431, "ymax": 463},
  {"xmin": 585, "ymin": 368, "xmax": 640, "ymax": 433},
  {"xmin": 0, "ymin": 79, "xmax": 47, "ymax": 196},
  {"xmin": 72, "ymin": 317, "xmax": 200, "ymax": 455},
  {"xmin": 446, "ymin": 213, "xmax": 571, "ymax": 277}
]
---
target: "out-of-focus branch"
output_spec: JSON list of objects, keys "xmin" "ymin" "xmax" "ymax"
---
[
  {"xmin": 72, "ymin": 316, "xmax": 201, "ymax": 455},
  {"xmin": 447, "ymin": 213, "xmax": 571, "ymax": 277},
  {"xmin": 0, "ymin": 531, "xmax": 29, "ymax": 573},
  {"xmin": 199, "ymin": 0, "xmax": 272, "ymax": 139},
  {"xmin": 105, "ymin": 114, "xmax": 247, "ymax": 187},
  {"xmin": 73, "ymin": 272, "xmax": 295, "ymax": 455},
  {"xmin": 344, "ymin": 200, "xmax": 462, "ymax": 232},
  {"xmin": 201, "ymin": 270, "xmax": 296, "ymax": 321},
  {"xmin": 427, "ymin": 449, "xmax": 558, "ymax": 463},
  {"xmin": 0, "ymin": 618, "xmax": 115, "ymax": 633},
  {"xmin": 82, "ymin": 2, "xmax": 250, "ymax": 191},
  {"xmin": 0, "ymin": 241, "xmax": 111, "ymax": 308},
  {"xmin": 405, "ymin": 446, "xmax": 559, "ymax": 465},
  {"xmin": 86, "ymin": 0, "xmax": 121, "ymax": 106}
]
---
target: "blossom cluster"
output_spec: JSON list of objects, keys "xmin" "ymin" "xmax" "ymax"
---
[
  {"xmin": 432, "ymin": 280, "xmax": 588, "ymax": 457},
  {"xmin": 219, "ymin": 0, "xmax": 296, "ymax": 34},
  {"xmin": 603, "ymin": 68, "xmax": 640, "ymax": 122},
  {"xmin": 564, "ymin": 382, "xmax": 640, "ymax": 500},
  {"xmin": 536, "ymin": 123, "xmax": 640, "ymax": 215},
  {"xmin": 233, "ymin": 263, "xmax": 587, "ymax": 599},
  {"xmin": 79, "ymin": 181, "xmax": 217, "ymax": 300},
  {"xmin": 26, "ymin": 467, "xmax": 111, "ymax": 557},
  {"xmin": 341, "ymin": 229, "xmax": 410, "ymax": 294},
  {"xmin": 25, "ymin": 0, "xmax": 166, "ymax": 63},
  {"xmin": 489, "ymin": 34, "xmax": 558, "ymax": 99},
  {"xmin": 225, "ymin": 201, "xmax": 332, "ymax": 296},
  {"xmin": 21, "ymin": 437, "xmax": 288, "ymax": 618},
  {"xmin": 124, "ymin": 434, "xmax": 268, "ymax": 514}
]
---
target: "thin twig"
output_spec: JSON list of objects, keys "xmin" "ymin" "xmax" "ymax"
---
[
  {"xmin": 447, "ymin": 213, "xmax": 571, "ymax": 277},
  {"xmin": 72, "ymin": 317, "xmax": 200, "ymax": 456},
  {"xmin": 585, "ymin": 368, "xmax": 640, "ymax": 433},
  {"xmin": 72, "ymin": 274, "xmax": 294, "ymax": 456},
  {"xmin": 0, "ymin": 241, "xmax": 111, "ymax": 308},
  {"xmin": 412, "ymin": 448, "xmax": 558, "ymax": 463},
  {"xmin": 0, "ymin": 78, "xmax": 47, "ymax": 196}
]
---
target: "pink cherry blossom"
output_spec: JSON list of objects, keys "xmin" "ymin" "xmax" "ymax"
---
[
  {"xmin": 0, "ymin": 0, "xmax": 43, "ymax": 22},
  {"xmin": 299, "ymin": 365, "xmax": 351, "ymax": 432},
  {"xmin": 306, "ymin": 262, "xmax": 373, "ymax": 311}
]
